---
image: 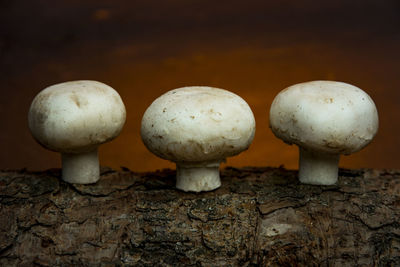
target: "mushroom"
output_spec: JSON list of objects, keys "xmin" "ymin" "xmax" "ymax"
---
[
  {"xmin": 269, "ymin": 80, "xmax": 379, "ymax": 185},
  {"xmin": 141, "ymin": 86, "xmax": 256, "ymax": 192},
  {"xmin": 28, "ymin": 80, "xmax": 126, "ymax": 184}
]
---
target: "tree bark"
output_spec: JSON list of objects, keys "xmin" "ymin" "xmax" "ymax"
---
[{"xmin": 0, "ymin": 166, "xmax": 399, "ymax": 266}]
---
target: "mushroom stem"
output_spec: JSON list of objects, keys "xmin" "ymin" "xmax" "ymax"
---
[
  {"xmin": 176, "ymin": 162, "xmax": 221, "ymax": 192},
  {"xmin": 298, "ymin": 147, "xmax": 340, "ymax": 185},
  {"xmin": 61, "ymin": 149, "xmax": 100, "ymax": 184}
]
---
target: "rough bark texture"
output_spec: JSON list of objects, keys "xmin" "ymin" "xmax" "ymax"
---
[{"xmin": 0, "ymin": 166, "xmax": 399, "ymax": 266}]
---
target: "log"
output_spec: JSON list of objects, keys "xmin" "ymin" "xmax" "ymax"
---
[{"xmin": 0, "ymin": 166, "xmax": 399, "ymax": 266}]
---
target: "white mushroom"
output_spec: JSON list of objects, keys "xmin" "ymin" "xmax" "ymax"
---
[
  {"xmin": 28, "ymin": 80, "xmax": 126, "ymax": 184},
  {"xmin": 141, "ymin": 86, "xmax": 256, "ymax": 192},
  {"xmin": 269, "ymin": 80, "xmax": 379, "ymax": 185}
]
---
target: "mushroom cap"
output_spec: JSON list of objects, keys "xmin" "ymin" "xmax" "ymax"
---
[
  {"xmin": 269, "ymin": 81, "xmax": 379, "ymax": 154},
  {"xmin": 28, "ymin": 80, "xmax": 126, "ymax": 153},
  {"xmin": 141, "ymin": 86, "xmax": 256, "ymax": 164}
]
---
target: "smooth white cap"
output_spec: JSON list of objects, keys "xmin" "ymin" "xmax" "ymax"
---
[
  {"xmin": 269, "ymin": 80, "xmax": 379, "ymax": 155},
  {"xmin": 141, "ymin": 86, "xmax": 256, "ymax": 164},
  {"xmin": 28, "ymin": 80, "xmax": 126, "ymax": 153}
]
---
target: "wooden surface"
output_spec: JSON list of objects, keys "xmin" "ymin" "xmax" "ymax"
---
[{"xmin": 0, "ymin": 167, "xmax": 399, "ymax": 266}]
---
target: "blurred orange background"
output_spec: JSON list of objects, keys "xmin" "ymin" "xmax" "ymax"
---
[{"xmin": 1, "ymin": 0, "xmax": 399, "ymax": 171}]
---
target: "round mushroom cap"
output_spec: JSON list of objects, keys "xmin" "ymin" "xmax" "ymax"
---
[
  {"xmin": 141, "ymin": 86, "xmax": 256, "ymax": 163},
  {"xmin": 28, "ymin": 80, "xmax": 126, "ymax": 153},
  {"xmin": 269, "ymin": 81, "xmax": 379, "ymax": 154}
]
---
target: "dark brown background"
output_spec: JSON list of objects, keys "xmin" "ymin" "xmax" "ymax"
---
[{"xmin": 1, "ymin": 0, "xmax": 399, "ymax": 171}]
